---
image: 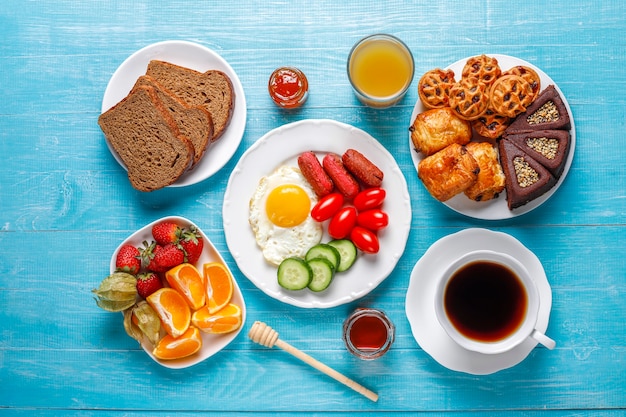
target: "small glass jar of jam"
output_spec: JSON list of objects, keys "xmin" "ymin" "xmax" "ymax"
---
[
  {"xmin": 342, "ymin": 308, "xmax": 395, "ymax": 360},
  {"xmin": 268, "ymin": 66, "xmax": 309, "ymax": 109}
]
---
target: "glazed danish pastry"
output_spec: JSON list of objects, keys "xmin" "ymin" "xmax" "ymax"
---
[
  {"xmin": 417, "ymin": 68, "xmax": 456, "ymax": 109},
  {"xmin": 502, "ymin": 65, "xmax": 541, "ymax": 101},
  {"xmin": 409, "ymin": 107, "xmax": 472, "ymax": 156},
  {"xmin": 448, "ymin": 78, "xmax": 490, "ymax": 120},
  {"xmin": 489, "ymin": 74, "xmax": 534, "ymax": 118},
  {"xmin": 471, "ymin": 107, "xmax": 510, "ymax": 139},
  {"xmin": 418, "ymin": 143, "xmax": 480, "ymax": 202},
  {"xmin": 463, "ymin": 142, "xmax": 506, "ymax": 201},
  {"xmin": 461, "ymin": 54, "xmax": 502, "ymax": 86}
]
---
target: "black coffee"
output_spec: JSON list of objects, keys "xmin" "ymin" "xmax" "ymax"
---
[{"xmin": 444, "ymin": 261, "xmax": 527, "ymax": 342}]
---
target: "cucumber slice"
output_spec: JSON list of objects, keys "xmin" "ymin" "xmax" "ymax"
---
[
  {"xmin": 277, "ymin": 257, "xmax": 312, "ymax": 290},
  {"xmin": 306, "ymin": 258, "xmax": 335, "ymax": 292},
  {"xmin": 305, "ymin": 243, "xmax": 340, "ymax": 270},
  {"xmin": 327, "ymin": 239, "xmax": 357, "ymax": 272}
]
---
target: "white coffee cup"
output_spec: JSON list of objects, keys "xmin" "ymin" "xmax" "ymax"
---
[{"xmin": 434, "ymin": 250, "xmax": 556, "ymax": 354}]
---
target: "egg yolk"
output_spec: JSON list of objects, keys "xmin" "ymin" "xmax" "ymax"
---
[{"xmin": 266, "ymin": 184, "xmax": 311, "ymax": 227}]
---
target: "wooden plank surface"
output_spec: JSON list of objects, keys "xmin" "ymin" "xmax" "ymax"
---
[{"xmin": 1, "ymin": 0, "xmax": 625, "ymax": 415}]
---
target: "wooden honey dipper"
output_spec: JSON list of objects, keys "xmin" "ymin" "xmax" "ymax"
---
[{"xmin": 248, "ymin": 321, "xmax": 379, "ymax": 402}]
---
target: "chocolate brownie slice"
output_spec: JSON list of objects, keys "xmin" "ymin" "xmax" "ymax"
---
[
  {"xmin": 498, "ymin": 139, "xmax": 556, "ymax": 210},
  {"xmin": 505, "ymin": 85, "xmax": 571, "ymax": 133},
  {"xmin": 502, "ymin": 129, "xmax": 571, "ymax": 178}
]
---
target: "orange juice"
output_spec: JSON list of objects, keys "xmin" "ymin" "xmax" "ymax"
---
[{"xmin": 348, "ymin": 34, "xmax": 414, "ymax": 107}]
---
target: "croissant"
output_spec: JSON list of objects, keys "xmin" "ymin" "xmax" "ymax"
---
[
  {"xmin": 464, "ymin": 142, "xmax": 506, "ymax": 202},
  {"xmin": 418, "ymin": 143, "xmax": 480, "ymax": 202},
  {"xmin": 409, "ymin": 108, "xmax": 471, "ymax": 156}
]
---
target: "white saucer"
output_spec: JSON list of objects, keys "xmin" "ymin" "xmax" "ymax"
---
[
  {"xmin": 405, "ymin": 228, "xmax": 553, "ymax": 375},
  {"xmin": 109, "ymin": 216, "xmax": 246, "ymax": 369}
]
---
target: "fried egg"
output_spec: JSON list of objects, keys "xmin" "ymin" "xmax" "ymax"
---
[{"xmin": 249, "ymin": 165, "xmax": 323, "ymax": 266}]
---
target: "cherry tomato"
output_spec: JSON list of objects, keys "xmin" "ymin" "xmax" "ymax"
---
[
  {"xmin": 357, "ymin": 209, "xmax": 389, "ymax": 231},
  {"xmin": 353, "ymin": 188, "xmax": 386, "ymax": 212},
  {"xmin": 311, "ymin": 192, "xmax": 344, "ymax": 222},
  {"xmin": 328, "ymin": 206, "xmax": 357, "ymax": 239},
  {"xmin": 350, "ymin": 226, "xmax": 380, "ymax": 254}
]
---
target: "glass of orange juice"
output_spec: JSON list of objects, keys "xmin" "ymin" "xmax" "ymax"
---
[{"xmin": 347, "ymin": 34, "xmax": 415, "ymax": 108}]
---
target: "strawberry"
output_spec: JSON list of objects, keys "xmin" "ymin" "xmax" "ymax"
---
[
  {"xmin": 179, "ymin": 225, "xmax": 204, "ymax": 264},
  {"xmin": 115, "ymin": 244, "xmax": 141, "ymax": 275},
  {"xmin": 145, "ymin": 244, "xmax": 163, "ymax": 272},
  {"xmin": 150, "ymin": 243, "xmax": 185, "ymax": 272},
  {"xmin": 136, "ymin": 272, "xmax": 163, "ymax": 299},
  {"xmin": 152, "ymin": 221, "xmax": 182, "ymax": 246},
  {"xmin": 140, "ymin": 241, "xmax": 163, "ymax": 272}
]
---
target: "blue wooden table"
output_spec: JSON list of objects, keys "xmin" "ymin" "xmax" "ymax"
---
[{"xmin": 1, "ymin": 1, "xmax": 625, "ymax": 415}]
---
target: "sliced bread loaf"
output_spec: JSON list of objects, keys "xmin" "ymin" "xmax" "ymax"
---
[
  {"xmin": 98, "ymin": 86, "xmax": 194, "ymax": 192},
  {"xmin": 146, "ymin": 60, "xmax": 234, "ymax": 141},
  {"xmin": 132, "ymin": 75, "xmax": 214, "ymax": 167}
]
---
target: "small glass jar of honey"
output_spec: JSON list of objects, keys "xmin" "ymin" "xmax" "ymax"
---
[
  {"xmin": 268, "ymin": 66, "xmax": 309, "ymax": 109},
  {"xmin": 342, "ymin": 308, "xmax": 395, "ymax": 360}
]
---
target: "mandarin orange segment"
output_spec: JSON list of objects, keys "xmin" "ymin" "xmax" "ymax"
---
[
  {"xmin": 192, "ymin": 303, "xmax": 242, "ymax": 334},
  {"xmin": 146, "ymin": 287, "xmax": 191, "ymax": 338},
  {"xmin": 165, "ymin": 263, "xmax": 206, "ymax": 310},
  {"xmin": 152, "ymin": 326, "xmax": 202, "ymax": 360},
  {"xmin": 203, "ymin": 262, "xmax": 234, "ymax": 314}
]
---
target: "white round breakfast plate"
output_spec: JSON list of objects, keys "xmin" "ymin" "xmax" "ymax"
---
[
  {"xmin": 409, "ymin": 54, "xmax": 576, "ymax": 220},
  {"xmin": 101, "ymin": 40, "xmax": 247, "ymax": 187},
  {"xmin": 405, "ymin": 228, "xmax": 553, "ymax": 375},
  {"xmin": 223, "ymin": 119, "xmax": 412, "ymax": 308},
  {"xmin": 109, "ymin": 216, "xmax": 246, "ymax": 369}
]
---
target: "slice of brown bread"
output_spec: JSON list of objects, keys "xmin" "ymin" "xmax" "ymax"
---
[
  {"xmin": 132, "ymin": 75, "xmax": 214, "ymax": 166},
  {"xmin": 98, "ymin": 86, "xmax": 194, "ymax": 192},
  {"xmin": 146, "ymin": 60, "xmax": 234, "ymax": 141}
]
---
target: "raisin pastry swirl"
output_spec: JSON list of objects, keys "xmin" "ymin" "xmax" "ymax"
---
[
  {"xmin": 502, "ymin": 65, "xmax": 541, "ymax": 101},
  {"xmin": 461, "ymin": 54, "xmax": 502, "ymax": 86},
  {"xmin": 417, "ymin": 68, "xmax": 456, "ymax": 109},
  {"xmin": 489, "ymin": 74, "xmax": 534, "ymax": 118},
  {"xmin": 448, "ymin": 78, "xmax": 490, "ymax": 120},
  {"xmin": 472, "ymin": 107, "xmax": 510, "ymax": 139}
]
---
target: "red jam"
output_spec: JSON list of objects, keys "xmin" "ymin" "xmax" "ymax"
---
[{"xmin": 268, "ymin": 67, "xmax": 308, "ymax": 109}]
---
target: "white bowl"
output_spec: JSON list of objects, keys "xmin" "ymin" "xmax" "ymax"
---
[{"xmin": 108, "ymin": 215, "xmax": 246, "ymax": 369}]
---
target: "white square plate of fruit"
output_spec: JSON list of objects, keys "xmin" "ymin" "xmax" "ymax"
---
[{"xmin": 92, "ymin": 216, "xmax": 246, "ymax": 369}]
